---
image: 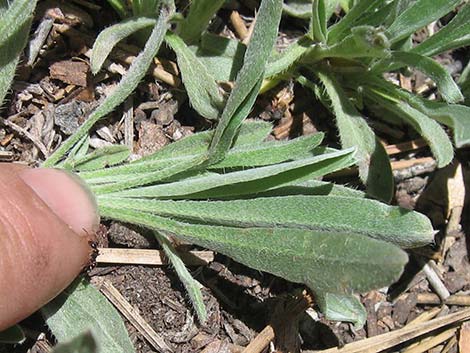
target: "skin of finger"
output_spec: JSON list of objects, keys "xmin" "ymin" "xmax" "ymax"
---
[{"xmin": 0, "ymin": 164, "xmax": 97, "ymax": 331}]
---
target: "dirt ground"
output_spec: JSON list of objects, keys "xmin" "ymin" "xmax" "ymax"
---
[{"xmin": 1, "ymin": 1, "xmax": 470, "ymax": 352}]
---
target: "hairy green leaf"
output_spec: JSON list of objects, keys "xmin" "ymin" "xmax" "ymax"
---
[
  {"xmin": 0, "ymin": 0, "xmax": 37, "ymax": 106},
  {"xmin": 72, "ymin": 145, "xmax": 130, "ymax": 172},
  {"xmin": 311, "ymin": 0, "xmax": 327, "ymax": 43},
  {"xmin": 192, "ymin": 33, "xmax": 246, "ymax": 82},
  {"xmin": 209, "ymin": 133, "xmax": 323, "ymax": 169},
  {"xmin": 100, "ymin": 195, "xmax": 433, "ymax": 248},
  {"xmin": 90, "ymin": 154, "xmax": 206, "ymax": 194},
  {"xmin": 264, "ymin": 37, "xmax": 311, "ymax": 78},
  {"xmin": 318, "ymin": 293, "xmax": 366, "ymax": 329},
  {"xmin": 408, "ymin": 97, "xmax": 470, "ymax": 149},
  {"xmin": 78, "ymin": 121, "xmax": 273, "ymax": 184},
  {"xmin": 386, "ymin": 0, "xmax": 461, "ymax": 43},
  {"xmin": 316, "ymin": 71, "xmax": 393, "ymax": 202},
  {"xmin": 99, "ymin": 205, "xmax": 409, "ymax": 297},
  {"xmin": 135, "ymin": 120, "xmax": 272, "ymax": 164},
  {"xmin": 42, "ymin": 278, "xmax": 135, "ymax": 353},
  {"xmin": 90, "ymin": 17, "xmax": 157, "ymax": 74},
  {"xmin": 100, "ymin": 148, "xmax": 355, "ymax": 199},
  {"xmin": 364, "ymin": 86, "xmax": 454, "ymax": 168},
  {"xmin": 283, "ymin": 0, "xmax": 313, "ymax": 19},
  {"xmin": 155, "ymin": 232, "xmax": 207, "ymax": 323},
  {"xmin": 372, "ymin": 51, "xmax": 464, "ymax": 104},
  {"xmin": 0, "ymin": 0, "xmax": 36, "ymax": 49},
  {"xmin": 208, "ymin": 0, "xmax": 283, "ymax": 162},
  {"xmin": 177, "ymin": 0, "xmax": 225, "ymax": 44},
  {"xmin": 165, "ymin": 32, "xmax": 224, "ymax": 120},
  {"xmin": 252, "ymin": 178, "xmax": 366, "ymax": 198},
  {"xmin": 327, "ymin": 0, "xmax": 383, "ymax": 44},
  {"xmin": 412, "ymin": 2, "xmax": 470, "ymax": 57}
]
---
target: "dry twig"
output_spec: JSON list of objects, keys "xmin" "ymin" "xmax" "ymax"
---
[
  {"xmin": 312, "ymin": 308, "xmax": 470, "ymax": 353},
  {"xmin": 94, "ymin": 278, "xmax": 173, "ymax": 353}
]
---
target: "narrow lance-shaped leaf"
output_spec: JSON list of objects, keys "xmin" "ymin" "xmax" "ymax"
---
[
  {"xmin": 165, "ymin": 32, "xmax": 224, "ymax": 120},
  {"xmin": 78, "ymin": 121, "xmax": 273, "ymax": 184},
  {"xmin": 264, "ymin": 37, "xmax": 311, "ymax": 78},
  {"xmin": 283, "ymin": 0, "xmax": 313, "ymax": 19},
  {"xmin": 177, "ymin": 0, "xmax": 225, "ymax": 44},
  {"xmin": 99, "ymin": 148, "xmax": 355, "ymax": 199},
  {"xmin": 43, "ymin": 5, "xmax": 171, "ymax": 167},
  {"xmin": 412, "ymin": 2, "xmax": 470, "ymax": 57},
  {"xmin": 0, "ymin": 0, "xmax": 37, "ymax": 49},
  {"xmin": 364, "ymin": 86, "xmax": 454, "ymax": 168},
  {"xmin": 90, "ymin": 154, "xmax": 206, "ymax": 194},
  {"xmin": 208, "ymin": 0, "xmax": 283, "ymax": 163},
  {"xmin": 368, "ymin": 80, "xmax": 470, "ymax": 149},
  {"xmin": 315, "ymin": 71, "xmax": 393, "ymax": 203},
  {"xmin": 72, "ymin": 145, "xmax": 131, "ymax": 172},
  {"xmin": 154, "ymin": 232, "xmax": 207, "ymax": 323},
  {"xmin": 42, "ymin": 278, "xmax": 135, "ymax": 353},
  {"xmin": 98, "ymin": 205, "xmax": 410, "ymax": 303},
  {"xmin": 327, "ymin": 0, "xmax": 383, "ymax": 44},
  {"xmin": 209, "ymin": 133, "xmax": 323, "ymax": 169},
  {"xmin": 386, "ymin": 0, "xmax": 461, "ymax": 43},
  {"xmin": 0, "ymin": 0, "xmax": 37, "ymax": 106},
  {"xmin": 100, "ymin": 195, "xmax": 433, "ymax": 248},
  {"xmin": 252, "ymin": 178, "xmax": 366, "ymax": 199},
  {"xmin": 310, "ymin": 0, "xmax": 327, "ymax": 43},
  {"xmin": 90, "ymin": 17, "xmax": 157, "ymax": 74},
  {"xmin": 371, "ymin": 51, "xmax": 464, "ymax": 104},
  {"xmin": 408, "ymin": 96, "xmax": 470, "ymax": 149}
]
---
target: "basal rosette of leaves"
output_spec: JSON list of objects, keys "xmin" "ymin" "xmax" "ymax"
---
[
  {"xmin": 265, "ymin": 0, "xmax": 470, "ymax": 203},
  {"xmin": 0, "ymin": 0, "xmax": 438, "ymax": 351}
]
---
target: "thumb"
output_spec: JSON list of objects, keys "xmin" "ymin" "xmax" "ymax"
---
[{"xmin": 0, "ymin": 163, "xmax": 100, "ymax": 331}]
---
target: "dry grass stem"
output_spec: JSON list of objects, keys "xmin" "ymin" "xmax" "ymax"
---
[
  {"xmin": 94, "ymin": 278, "xmax": 174, "ymax": 353},
  {"xmin": 96, "ymin": 248, "xmax": 215, "ymax": 266}
]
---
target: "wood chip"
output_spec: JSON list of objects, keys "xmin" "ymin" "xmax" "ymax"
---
[
  {"xmin": 459, "ymin": 321, "xmax": 470, "ymax": 352},
  {"xmin": 384, "ymin": 139, "xmax": 427, "ymax": 156},
  {"xmin": 94, "ymin": 278, "xmax": 173, "ymax": 353},
  {"xmin": 96, "ymin": 248, "xmax": 214, "ymax": 266},
  {"xmin": 49, "ymin": 60, "xmax": 90, "ymax": 87}
]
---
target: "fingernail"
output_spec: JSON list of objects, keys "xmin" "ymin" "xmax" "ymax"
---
[{"xmin": 20, "ymin": 168, "xmax": 100, "ymax": 236}]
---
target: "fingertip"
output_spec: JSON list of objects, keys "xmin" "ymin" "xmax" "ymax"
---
[{"xmin": 19, "ymin": 168, "xmax": 100, "ymax": 236}]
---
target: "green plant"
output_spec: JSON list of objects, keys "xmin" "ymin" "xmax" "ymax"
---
[
  {"xmin": 264, "ymin": 0, "xmax": 470, "ymax": 202},
  {"xmin": 45, "ymin": 0, "xmax": 433, "ymax": 332},
  {"xmin": 0, "ymin": 0, "xmax": 439, "ymax": 351}
]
